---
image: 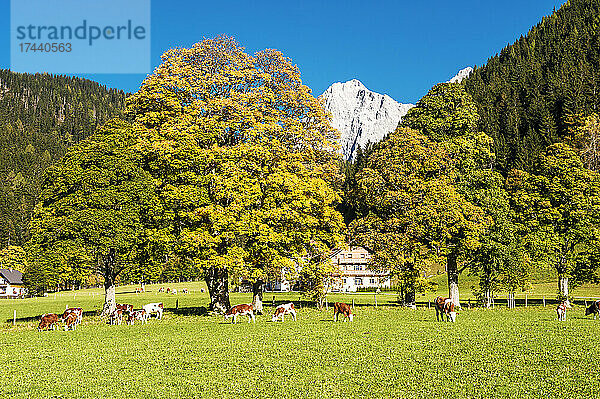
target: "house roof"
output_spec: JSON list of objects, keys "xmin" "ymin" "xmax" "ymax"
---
[{"xmin": 0, "ymin": 269, "xmax": 23, "ymax": 285}]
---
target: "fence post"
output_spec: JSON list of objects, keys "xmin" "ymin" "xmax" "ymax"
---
[
  {"xmin": 325, "ymin": 298, "xmax": 329, "ymax": 310},
  {"xmin": 525, "ymin": 294, "xmax": 528, "ymax": 308},
  {"xmin": 543, "ymin": 296, "xmax": 546, "ymax": 307},
  {"xmin": 352, "ymin": 298, "xmax": 355, "ymax": 310},
  {"xmin": 374, "ymin": 294, "xmax": 377, "ymax": 308},
  {"xmin": 176, "ymin": 299, "xmax": 179, "ymax": 309},
  {"xmin": 428, "ymin": 300, "xmax": 430, "ymax": 309},
  {"xmin": 13, "ymin": 310, "xmax": 16, "ymax": 326},
  {"xmin": 272, "ymin": 296, "xmax": 275, "ymax": 306},
  {"xmin": 585, "ymin": 300, "xmax": 588, "ymax": 308}
]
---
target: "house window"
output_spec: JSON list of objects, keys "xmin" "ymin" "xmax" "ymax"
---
[
  {"xmin": 347, "ymin": 254, "xmax": 353, "ymax": 258},
  {"xmin": 355, "ymin": 277, "xmax": 363, "ymax": 286},
  {"xmin": 354, "ymin": 264, "xmax": 362, "ymax": 271},
  {"xmin": 370, "ymin": 278, "xmax": 376, "ymax": 284},
  {"xmin": 342, "ymin": 278, "xmax": 347, "ymax": 283},
  {"xmin": 361, "ymin": 253, "xmax": 365, "ymax": 258}
]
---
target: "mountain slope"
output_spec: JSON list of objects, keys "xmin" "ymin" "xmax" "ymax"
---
[
  {"xmin": 463, "ymin": 0, "xmax": 600, "ymax": 171},
  {"xmin": 321, "ymin": 79, "xmax": 414, "ymax": 161},
  {"xmin": 448, "ymin": 67, "xmax": 473, "ymax": 83},
  {"xmin": 0, "ymin": 70, "xmax": 126, "ymax": 247}
]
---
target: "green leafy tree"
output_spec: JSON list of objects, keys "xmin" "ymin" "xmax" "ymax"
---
[
  {"xmin": 507, "ymin": 143, "xmax": 600, "ymax": 301},
  {"xmin": 0, "ymin": 246, "xmax": 28, "ymax": 272},
  {"xmin": 27, "ymin": 119, "xmax": 165, "ymax": 313},
  {"xmin": 401, "ymin": 83, "xmax": 491, "ymax": 305},
  {"xmin": 126, "ymin": 36, "xmax": 343, "ymax": 312},
  {"xmin": 350, "ymin": 127, "xmax": 487, "ymax": 306}
]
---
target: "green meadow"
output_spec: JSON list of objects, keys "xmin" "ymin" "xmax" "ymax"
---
[{"xmin": 1, "ymin": 281, "xmax": 599, "ymax": 398}]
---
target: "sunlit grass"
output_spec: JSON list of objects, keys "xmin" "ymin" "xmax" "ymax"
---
[{"xmin": 1, "ymin": 281, "xmax": 599, "ymax": 398}]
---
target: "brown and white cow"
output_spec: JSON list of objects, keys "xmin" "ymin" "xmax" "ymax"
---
[
  {"xmin": 116, "ymin": 303, "xmax": 134, "ymax": 314},
  {"xmin": 38, "ymin": 313, "xmax": 60, "ymax": 331},
  {"xmin": 181, "ymin": 288, "xmax": 189, "ymax": 294},
  {"xmin": 225, "ymin": 304, "xmax": 255, "ymax": 324},
  {"xmin": 272, "ymin": 303, "xmax": 297, "ymax": 322},
  {"xmin": 333, "ymin": 302, "xmax": 354, "ymax": 322},
  {"xmin": 557, "ymin": 301, "xmax": 571, "ymax": 321},
  {"xmin": 109, "ymin": 309, "xmax": 124, "ymax": 325},
  {"xmin": 127, "ymin": 309, "xmax": 147, "ymax": 325},
  {"xmin": 143, "ymin": 302, "xmax": 164, "ymax": 320},
  {"xmin": 62, "ymin": 307, "xmax": 83, "ymax": 325},
  {"xmin": 585, "ymin": 300, "xmax": 600, "ymax": 320},
  {"xmin": 444, "ymin": 300, "xmax": 457, "ymax": 322},
  {"xmin": 63, "ymin": 312, "xmax": 79, "ymax": 331},
  {"xmin": 434, "ymin": 296, "xmax": 448, "ymax": 322}
]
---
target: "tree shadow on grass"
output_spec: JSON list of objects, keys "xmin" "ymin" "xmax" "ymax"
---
[
  {"xmin": 168, "ymin": 306, "xmax": 209, "ymax": 317},
  {"xmin": 6, "ymin": 309, "xmax": 99, "ymax": 324}
]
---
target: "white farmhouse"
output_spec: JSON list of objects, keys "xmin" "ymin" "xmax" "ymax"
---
[
  {"xmin": 0, "ymin": 269, "xmax": 26, "ymax": 298},
  {"xmin": 330, "ymin": 246, "xmax": 389, "ymax": 292}
]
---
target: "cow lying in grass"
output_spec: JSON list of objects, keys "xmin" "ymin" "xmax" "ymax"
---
[
  {"xmin": 333, "ymin": 302, "xmax": 353, "ymax": 322},
  {"xmin": 225, "ymin": 304, "xmax": 255, "ymax": 324},
  {"xmin": 585, "ymin": 300, "xmax": 600, "ymax": 319},
  {"xmin": 557, "ymin": 301, "xmax": 571, "ymax": 321},
  {"xmin": 272, "ymin": 303, "xmax": 296, "ymax": 322},
  {"xmin": 143, "ymin": 302, "xmax": 164, "ymax": 320},
  {"xmin": 38, "ymin": 313, "xmax": 59, "ymax": 331}
]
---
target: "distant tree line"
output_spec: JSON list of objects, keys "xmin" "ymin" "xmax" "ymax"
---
[{"xmin": 0, "ymin": 69, "xmax": 126, "ymax": 248}]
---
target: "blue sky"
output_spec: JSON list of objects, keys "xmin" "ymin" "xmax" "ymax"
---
[{"xmin": 0, "ymin": 0, "xmax": 566, "ymax": 103}]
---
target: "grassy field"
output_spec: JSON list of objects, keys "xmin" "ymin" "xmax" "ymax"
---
[{"xmin": 1, "ymin": 282, "xmax": 600, "ymax": 398}]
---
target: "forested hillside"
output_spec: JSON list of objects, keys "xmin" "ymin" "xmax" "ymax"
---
[
  {"xmin": 0, "ymin": 70, "xmax": 126, "ymax": 247},
  {"xmin": 464, "ymin": 0, "xmax": 600, "ymax": 171}
]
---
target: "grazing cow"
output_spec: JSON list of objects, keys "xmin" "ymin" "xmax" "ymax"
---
[
  {"xmin": 333, "ymin": 302, "xmax": 353, "ymax": 322},
  {"xmin": 444, "ymin": 300, "xmax": 457, "ymax": 322},
  {"xmin": 109, "ymin": 309, "xmax": 123, "ymax": 325},
  {"xmin": 127, "ymin": 309, "xmax": 147, "ymax": 325},
  {"xmin": 158, "ymin": 287, "xmax": 165, "ymax": 293},
  {"xmin": 38, "ymin": 313, "xmax": 60, "ymax": 331},
  {"xmin": 585, "ymin": 300, "xmax": 600, "ymax": 319},
  {"xmin": 116, "ymin": 303, "xmax": 133, "ymax": 313},
  {"xmin": 143, "ymin": 302, "xmax": 164, "ymax": 320},
  {"xmin": 171, "ymin": 288, "xmax": 178, "ymax": 295},
  {"xmin": 225, "ymin": 304, "xmax": 255, "ymax": 324},
  {"xmin": 272, "ymin": 303, "xmax": 297, "ymax": 322},
  {"xmin": 434, "ymin": 296, "xmax": 449, "ymax": 322},
  {"xmin": 63, "ymin": 312, "xmax": 79, "ymax": 330},
  {"xmin": 557, "ymin": 301, "xmax": 571, "ymax": 321},
  {"xmin": 166, "ymin": 288, "xmax": 171, "ymax": 294},
  {"xmin": 135, "ymin": 287, "xmax": 144, "ymax": 294},
  {"xmin": 181, "ymin": 288, "xmax": 189, "ymax": 294},
  {"xmin": 62, "ymin": 307, "xmax": 83, "ymax": 325}
]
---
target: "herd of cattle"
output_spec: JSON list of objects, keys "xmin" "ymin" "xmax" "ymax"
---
[
  {"xmin": 37, "ymin": 295, "xmax": 600, "ymax": 331},
  {"xmin": 38, "ymin": 302, "xmax": 164, "ymax": 331}
]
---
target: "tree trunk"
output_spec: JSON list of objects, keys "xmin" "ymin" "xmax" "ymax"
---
[
  {"xmin": 101, "ymin": 249, "xmax": 117, "ymax": 316},
  {"xmin": 484, "ymin": 288, "xmax": 492, "ymax": 309},
  {"xmin": 252, "ymin": 279, "xmax": 264, "ymax": 314},
  {"xmin": 558, "ymin": 276, "xmax": 569, "ymax": 303},
  {"xmin": 404, "ymin": 289, "xmax": 416, "ymax": 308},
  {"xmin": 447, "ymin": 252, "xmax": 460, "ymax": 307},
  {"xmin": 102, "ymin": 277, "xmax": 116, "ymax": 316},
  {"xmin": 205, "ymin": 266, "xmax": 230, "ymax": 314}
]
